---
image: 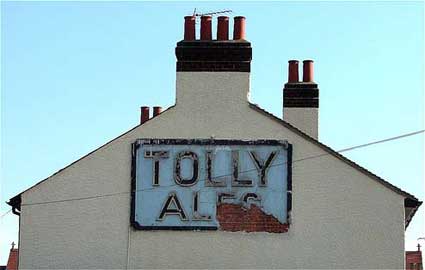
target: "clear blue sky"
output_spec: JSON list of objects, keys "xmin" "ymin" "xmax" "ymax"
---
[{"xmin": 1, "ymin": 1, "xmax": 424, "ymax": 264}]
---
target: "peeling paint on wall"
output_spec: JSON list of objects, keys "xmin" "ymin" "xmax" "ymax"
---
[{"xmin": 216, "ymin": 203, "xmax": 289, "ymax": 233}]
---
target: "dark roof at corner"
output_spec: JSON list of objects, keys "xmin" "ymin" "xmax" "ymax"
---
[{"xmin": 249, "ymin": 103, "xmax": 422, "ymax": 227}]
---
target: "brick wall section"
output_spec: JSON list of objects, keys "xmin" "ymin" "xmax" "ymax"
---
[
  {"xmin": 175, "ymin": 40, "xmax": 252, "ymax": 72},
  {"xmin": 216, "ymin": 203, "xmax": 289, "ymax": 233},
  {"xmin": 283, "ymin": 82, "xmax": 319, "ymax": 108}
]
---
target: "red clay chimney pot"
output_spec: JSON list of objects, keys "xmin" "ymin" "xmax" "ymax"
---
[
  {"xmin": 201, "ymin": 16, "xmax": 212, "ymax": 40},
  {"xmin": 303, "ymin": 60, "xmax": 314, "ymax": 82},
  {"xmin": 217, "ymin": 16, "xmax": 229, "ymax": 40},
  {"xmin": 184, "ymin": 16, "xmax": 196, "ymax": 40},
  {"xmin": 140, "ymin": 106, "xmax": 150, "ymax": 124},
  {"xmin": 233, "ymin": 16, "xmax": 246, "ymax": 40},
  {"xmin": 153, "ymin": 106, "xmax": 162, "ymax": 117},
  {"xmin": 288, "ymin": 60, "xmax": 299, "ymax": 83}
]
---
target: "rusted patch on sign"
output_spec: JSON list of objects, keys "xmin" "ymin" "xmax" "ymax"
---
[{"xmin": 216, "ymin": 203, "xmax": 289, "ymax": 233}]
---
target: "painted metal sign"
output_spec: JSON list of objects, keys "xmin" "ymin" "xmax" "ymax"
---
[{"xmin": 131, "ymin": 139, "xmax": 292, "ymax": 232}]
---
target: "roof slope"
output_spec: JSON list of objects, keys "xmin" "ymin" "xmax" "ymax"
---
[
  {"xmin": 6, "ymin": 249, "xmax": 18, "ymax": 270},
  {"xmin": 248, "ymin": 103, "xmax": 422, "ymax": 227},
  {"xmin": 7, "ymin": 103, "xmax": 421, "ymax": 227},
  {"xmin": 406, "ymin": 250, "xmax": 423, "ymax": 266}
]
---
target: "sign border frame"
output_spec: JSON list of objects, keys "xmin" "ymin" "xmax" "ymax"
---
[{"xmin": 130, "ymin": 139, "xmax": 293, "ymax": 231}]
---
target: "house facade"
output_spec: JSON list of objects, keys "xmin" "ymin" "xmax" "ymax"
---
[{"xmin": 8, "ymin": 15, "xmax": 421, "ymax": 269}]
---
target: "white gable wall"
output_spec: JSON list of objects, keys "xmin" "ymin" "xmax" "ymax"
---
[
  {"xmin": 284, "ymin": 107, "xmax": 319, "ymax": 139},
  {"xmin": 19, "ymin": 72, "xmax": 405, "ymax": 269}
]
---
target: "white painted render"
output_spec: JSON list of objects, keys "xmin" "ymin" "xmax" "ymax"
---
[
  {"xmin": 284, "ymin": 107, "xmax": 319, "ymax": 139},
  {"xmin": 18, "ymin": 72, "xmax": 406, "ymax": 269}
]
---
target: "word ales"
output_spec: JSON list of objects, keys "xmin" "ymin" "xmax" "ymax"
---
[{"xmin": 131, "ymin": 139, "xmax": 291, "ymax": 230}]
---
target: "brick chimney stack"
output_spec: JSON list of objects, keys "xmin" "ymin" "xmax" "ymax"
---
[
  {"xmin": 175, "ymin": 16, "xmax": 252, "ymax": 107},
  {"xmin": 177, "ymin": 16, "xmax": 251, "ymax": 72},
  {"xmin": 283, "ymin": 60, "xmax": 319, "ymax": 139}
]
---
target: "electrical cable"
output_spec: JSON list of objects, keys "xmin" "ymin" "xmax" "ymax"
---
[
  {"xmin": 136, "ymin": 129, "xmax": 425, "ymax": 192},
  {"xmin": 20, "ymin": 191, "xmax": 129, "ymax": 207},
  {"xmin": 0, "ymin": 209, "xmax": 12, "ymax": 219}
]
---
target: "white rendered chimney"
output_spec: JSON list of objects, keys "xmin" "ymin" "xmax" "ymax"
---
[{"xmin": 283, "ymin": 60, "xmax": 319, "ymax": 139}]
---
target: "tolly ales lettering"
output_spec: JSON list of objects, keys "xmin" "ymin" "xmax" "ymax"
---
[{"xmin": 131, "ymin": 139, "xmax": 292, "ymax": 231}]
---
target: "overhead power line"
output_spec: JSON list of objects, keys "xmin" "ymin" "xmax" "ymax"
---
[
  {"xmin": 337, "ymin": 129, "xmax": 425, "ymax": 153},
  {"xmin": 0, "ymin": 209, "xmax": 12, "ymax": 219},
  {"xmin": 12, "ymin": 129, "xmax": 424, "ymax": 209},
  {"xmin": 20, "ymin": 191, "xmax": 129, "ymax": 207},
  {"xmin": 136, "ymin": 129, "xmax": 425, "ymax": 192}
]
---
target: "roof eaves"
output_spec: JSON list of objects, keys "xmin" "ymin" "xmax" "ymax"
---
[{"xmin": 405, "ymin": 200, "xmax": 422, "ymax": 228}]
